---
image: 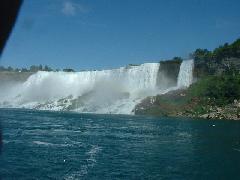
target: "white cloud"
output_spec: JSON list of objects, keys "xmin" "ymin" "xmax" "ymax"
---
[
  {"xmin": 62, "ymin": 1, "xmax": 76, "ymax": 16},
  {"xmin": 62, "ymin": 1, "xmax": 89, "ymax": 16}
]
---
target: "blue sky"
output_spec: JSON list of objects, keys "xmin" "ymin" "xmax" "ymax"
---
[{"xmin": 1, "ymin": 0, "xmax": 240, "ymax": 70}]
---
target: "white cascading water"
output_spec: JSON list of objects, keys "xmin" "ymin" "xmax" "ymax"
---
[
  {"xmin": 0, "ymin": 63, "xmax": 159, "ymax": 114},
  {"xmin": 177, "ymin": 59, "xmax": 194, "ymax": 88},
  {"xmin": 0, "ymin": 60, "xmax": 194, "ymax": 114}
]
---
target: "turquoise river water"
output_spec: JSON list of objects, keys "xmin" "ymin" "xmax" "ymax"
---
[{"xmin": 0, "ymin": 108, "xmax": 240, "ymax": 179}]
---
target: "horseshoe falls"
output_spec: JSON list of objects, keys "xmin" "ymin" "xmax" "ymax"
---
[{"xmin": 0, "ymin": 60, "xmax": 194, "ymax": 114}]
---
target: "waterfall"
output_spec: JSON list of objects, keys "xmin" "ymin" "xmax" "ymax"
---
[
  {"xmin": 0, "ymin": 60, "xmax": 195, "ymax": 114},
  {"xmin": 177, "ymin": 59, "xmax": 194, "ymax": 88},
  {"xmin": 0, "ymin": 63, "xmax": 160, "ymax": 114}
]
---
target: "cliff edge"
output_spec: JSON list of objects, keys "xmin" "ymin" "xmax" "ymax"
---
[{"xmin": 135, "ymin": 39, "xmax": 240, "ymax": 120}]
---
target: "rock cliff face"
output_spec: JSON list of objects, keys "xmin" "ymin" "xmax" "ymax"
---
[
  {"xmin": 193, "ymin": 57, "xmax": 240, "ymax": 78},
  {"xmin": 156, "ymin": 60, "xmax": 181, "ymax": 89},
  {"xmin": 135, "ymin": 57, "xmax": 240, "ymax": 120}
]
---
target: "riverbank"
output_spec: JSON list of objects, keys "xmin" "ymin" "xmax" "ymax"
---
[
  {"xmin": 135, "ymin": 75, "xmax": 240, "ymax": 120},
  {"xmin": 135, "ymin": 90, "xmax": 240, "ymax": 120}
]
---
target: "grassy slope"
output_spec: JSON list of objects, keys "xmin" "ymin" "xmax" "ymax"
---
[
  {"xmin": 135, "ymin": 39, "xmax": 240, "ymax": 119},
  {"xmin": 135, "ymin": 74, "xmax": 240, "ymax": 119}
]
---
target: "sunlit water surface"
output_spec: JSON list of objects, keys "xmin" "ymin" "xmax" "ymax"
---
[{"xmin": 0, "ymin": 109, "xmax": 240, "ymax": 179}]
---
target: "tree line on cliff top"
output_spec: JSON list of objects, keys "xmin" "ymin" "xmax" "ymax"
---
[
  {"xmin": 193, "ymin": 38, "xmax": 240, "ymax": 61},
  {"xmin": 0, "ymin": 65, "xmax": 75, "ymax": 72},
  {"xmin": 191, "ymin": 38, "xmax": 240, "ymax": 77},
  {"xmin": 188, "ymin": 38, "xmax": 240, "ymax": 106}
]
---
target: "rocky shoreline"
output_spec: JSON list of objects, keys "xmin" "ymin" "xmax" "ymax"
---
[
  {"xmin": 134, "ymin": 89, "xmax": 240, "ymax": 120},
  {"xmin": 196, "ymin": 101, "xmax": 240, "ymax": 120}
]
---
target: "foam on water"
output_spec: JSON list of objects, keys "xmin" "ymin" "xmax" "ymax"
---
[
  {"xmin": 65, "ymin": 145, "xmax": 102, "ymax": 179},
  {"xmin": 32, "ymin": 141, "xmax": 54, "ymax": 146}
]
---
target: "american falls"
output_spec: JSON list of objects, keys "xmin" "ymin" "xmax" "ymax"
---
[{"xmin": 0, "ymin": 60, "xmax": 194, "ymax": 114}]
